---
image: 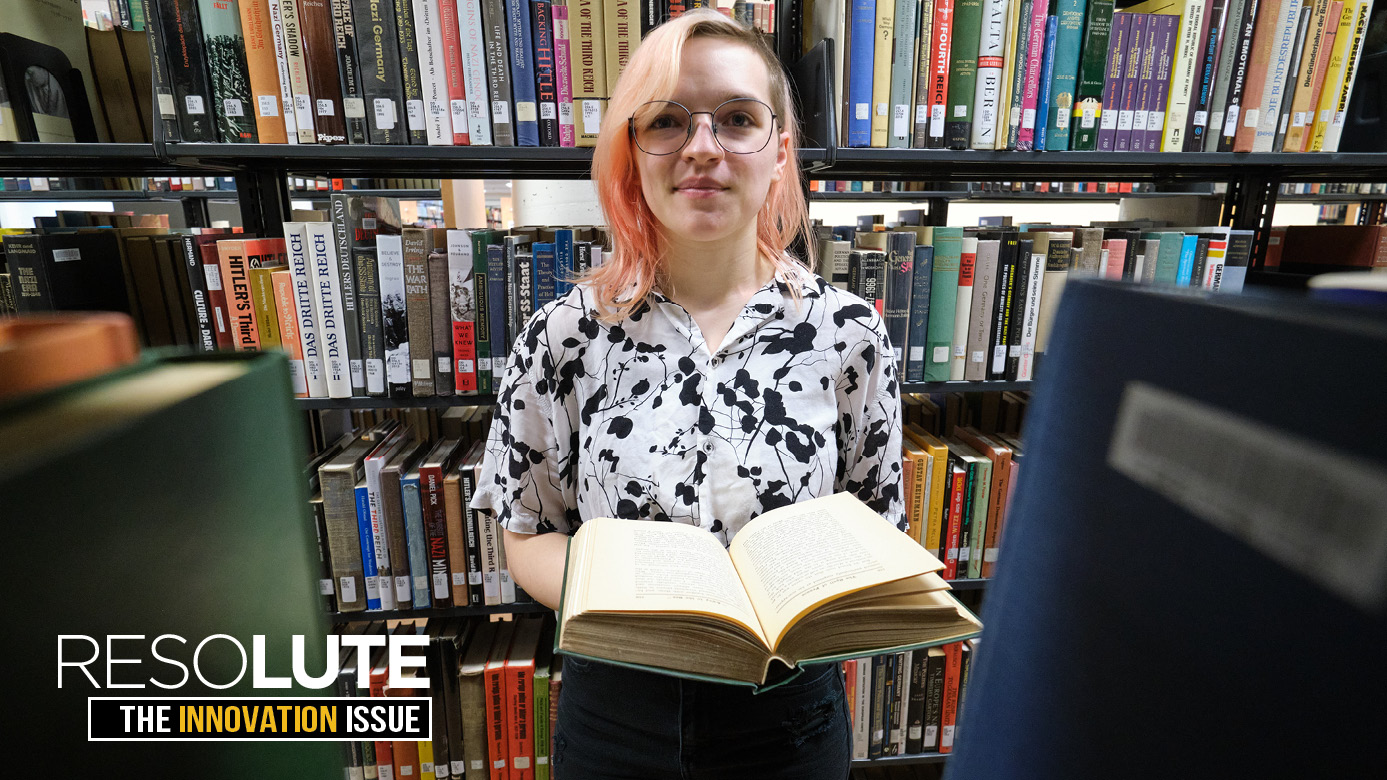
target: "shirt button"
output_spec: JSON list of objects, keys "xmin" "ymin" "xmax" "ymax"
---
[{"xmin": 703, "ymin": 441, "xmax": 714, "ymax": 453}]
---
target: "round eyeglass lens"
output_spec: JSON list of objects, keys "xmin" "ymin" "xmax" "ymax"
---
[{"xmin": 711, "ymin": 99, "xmax": 774, "ymax": 153}]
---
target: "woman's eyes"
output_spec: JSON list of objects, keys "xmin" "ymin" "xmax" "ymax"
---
[
  {"xmin": 650, "ymin": 116, "xmax": 684, "ymax": 130},
  {"xmin": 722, "ymin": 113, "xmax": 754, "ymax": 128}
]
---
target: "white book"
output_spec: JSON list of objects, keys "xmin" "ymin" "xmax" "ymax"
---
[
  {"xmin": 1017, "ymin": 246, "xmax": 1048, "ymax": 381},
  {"xmin": 306, "ymin": 222, "xmax": 353, "ymax": 398},
  {"xmin": 363, "ymin": 430, "xmax": 406, "ymax": 611},
  {"xmin": 479, "ymin": 493, "xmax": 501, "ymax": 606},
  {"xmin": 972, "ymin": 0, "xmax": 1010, "ymax": 149},
  {"xmin": 1253, "ymin": 0, "xmax": 1308, "ymax": 150},
  {"xmin": 498, "ymin": 528, "xmax": 516, "ymax": 604},
  {"xmin": 1162, "ymin": 0, "xmax": 1210, "ymax": 151},
  {"xmin": 284, "ymin": 222, "xmax": 329, "ymax": 398},
  {"xmin": 376, "ymin": 234, "xmax": 412, "ymax": 392},
  {"xmin": 276, "ymin": 0, "xmax": 316, "ymax": 142},
  {"xmin": 950, "ymin": 237, "xmax": 979, "ymax": 381},
  {"xmin": 1322, "ymin": 0, "xmax": 1375, "ymax": 151},
  {"xmin": 446, "ymin": 229, "xmax": 476, "ymax": 378},
  {"xmin": 265, "ymin": 0, "xmax": 300, "ymax": 143},
  {"xmin": 457, "ymin": 0, "xmax": 493, "ymax": 144},
  {"xmin": 413, "ymin": 0, "xmax": 453, "ymax": 145},
  {"xmin": 853, "ymin": 658, "xmax": 871, "ymax": 759}
]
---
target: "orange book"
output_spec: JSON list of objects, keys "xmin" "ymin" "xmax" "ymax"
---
[
  {"xmin": 270, "ymin": 270, "xmax": 308, "ymax": 397},
  {"xmin": 1234, "ymin": 0, "xmax": 1291, "ymax": 152},
  {"xmin": 901, "ymin": 439, "xmax": 930, "ymax": 547},
  {"xmin": 504, "ymin": 617, "xmax": 544, "ymax": 780},
  {"xmin": 953, "ymin": 426, "xmax": 1013, "ymax": 579},
  {"xmin": 939, "ymin": 641, "xmax": 963, "ymax": 754},
  {"xmin": 386, "ymin": 681, "xmax": 423, "ymax": 780},
  {"xmin": 904, "ymin": 424, "xmax": 951, "ymax": 560},
  {"xmin": 215, "ymin": 239, "xmax": 259, "ymax": 351},
  {"xmin": 444, "ymin": 465, "xmax": 470, "ymax": 606},
  {"xmin": 485, "ymin": 621, "xmax": 517, "ymax": 780},
  {"xmin": 369, "ymin": 651, "xmax": 397, "ymax": 780},
  {"xmin": 943, "ymin": 465, "xmax": 966, "ymax": 581},
  {"xmin": 235, "ymin": 0, "xmax": 289, "ymax": 143}
]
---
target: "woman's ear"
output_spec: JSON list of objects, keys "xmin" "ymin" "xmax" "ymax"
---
[{"xmin": 770, "ymin": 129, "xmax": 792, "ymax": 183}]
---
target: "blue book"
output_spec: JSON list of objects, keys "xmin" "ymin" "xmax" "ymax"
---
[
  {"xmin": 486, "ymin": 244, "xmax": 510, "ymax": 361},
  {"xmin": 533, "ymin": 242, "xmax": 557, "ymax": 309},
  {"xmin": 847, "ymin": 0, "xmax": 876, "ymax": 147},
  {"xmin": 354, "ymin": 480, "xmax": 382, "ymax": 610},
  {"xmin": 1035, "ymin": 15, "xmax": 1060, "ymax": 151},
  {"xmin": 504, "ymin": 0, "xmax": 539, "ymax": 146},
  {"xmin": 1044, "ymin": 0, "xmax": 1088, "ymax": 151},
  {"xmin": 905, "ymin": 244, "xmax": 935, "ymax": 383},
  {"xmin": 400, "ymin": 472, "xmax": 430, "ymax": 610},
  {"xmin": 1176, "ymin": 235, "xmax": 1198, "ymax": 286},
  {"xmin": 555, "ymin": 229, "xmax": 574, "ymax": 296}
]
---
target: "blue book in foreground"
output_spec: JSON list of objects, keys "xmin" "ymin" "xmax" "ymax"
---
[
  {"xmin": 947, "ymin": 280, "xmax": 1387, "ymax": 779},
  {"xmin": 354, "ymin": 481, "xmax": 382, "ymax": 610}
]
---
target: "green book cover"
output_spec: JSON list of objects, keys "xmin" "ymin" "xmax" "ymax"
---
[
  {"xmin": 534, "ymin": 637, "xmax": 553, "ymax": 780},
  {"xmin": 471, "ymin": 229, "xmax": 497, "ymax": 394},
  {"xmin": 1143, "ymin": 231, "xmax": 1186, "ymax": 283},
  {"xmin": 924, "ymin": 228, "xmax": 964, "ymax": 382},
  {"xmin": 1045, "ymin": 0, "xmax": 1089, "ymax": 149},
  {"xmin": 196, "ymin": 0, "xmax": 258, "ymax": 142},
  {"xmin": 946, "ymin": 0, "xmax": 985, "ymax": 149},
  {"xmin": 965, "ymin": 452, "xmax": 992, "ymax": 580},
  {"xmin": 1071, "ymin": 0, "xmax": 1116, "ymax": 150}
]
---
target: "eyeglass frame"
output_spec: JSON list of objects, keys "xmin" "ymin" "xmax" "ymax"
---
[{"xmin": 627, "ymin": 98, "xmax": 782, "ymax": 156}]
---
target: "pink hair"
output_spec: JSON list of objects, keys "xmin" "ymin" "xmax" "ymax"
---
[{"xmin": 585, "ymin": 9, "xmax": 813, "ymax": 322}]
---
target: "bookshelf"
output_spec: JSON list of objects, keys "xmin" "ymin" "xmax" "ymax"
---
[{"xmin": 328, "ymin": 602, "xmax": 552, "ymax": 625}]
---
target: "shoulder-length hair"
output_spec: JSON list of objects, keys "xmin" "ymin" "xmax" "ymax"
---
[{"xmin": 585, "ymin": 9, "xmax": 813, "ymax": 322}]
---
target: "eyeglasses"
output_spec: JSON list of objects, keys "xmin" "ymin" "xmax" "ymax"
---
[{"xmin": 628, "ymin": 98, "xmax": 779, "ymax": 156}]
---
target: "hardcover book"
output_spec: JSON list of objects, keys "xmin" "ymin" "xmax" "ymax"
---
[
  {"xmin": 947, "ymin": 0, "xmax": 984, "ymax": 149},
  {"xmin": 329, "ymin": 0, "xmax": 369, "ymax": 144},
  {"xmin": 234, "ymin": 0, "xmax": 288, "ymax": 142},
  {"xmin": 298, "ymin": 0, "xmax": 350, "ymax": 143},
  {"xmin": 352, "ymin": 0, "xmax": 408, "ymax": 144},
  {"xmin": 1043, "ymin": 0, "xmax": 1088, "ymax": 150},
  {"xmin": 1072, "ymin": 0, "xmax": 1116, "ymax": 150},
  {"xmin": 556, "ymin": 493, "xmax": 982, "ymax": 689}
]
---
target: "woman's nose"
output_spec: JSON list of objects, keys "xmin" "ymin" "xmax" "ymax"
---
[{"xmin": 683, "ymin": 115, "xmax": 724, "ymax": 159}]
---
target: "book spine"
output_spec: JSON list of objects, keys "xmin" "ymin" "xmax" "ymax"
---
[
  {"xmin": 375, "ymin": 235, "xmax": 411, "ymax": 396},
  {"xmin": 448, "ymin": 231, "xmax": 479, "ymax": 393},
  {"xmin": 479, "ymin": 484, "xmax": 501, "ymax": 604},
  {"xmin": 352, "ymin": 0, "xmax": 408, "ymax": 144},
  {"xmin": 420, "ymin": 460, "xmax": 452, "ymax": 606},
  {"xmin": 1310, "ymin": 0, "xmax": 1356, "ymax": 150},
  {"xmin": 1203, "ymin": 236, "xmax": 1229, "ymax": 289},
  {"xmin": 1187, "ymin": 0, "xmax": 1228, "ymax": 150},
  {"xmin": 482, "ymin": 0, "xmax": 517, "ymax": 146},
  {"xmin": 847, "ymin": 0, "xmax": 876, "ymax": 147},
  {"xmin": 366, "ymin": 452, "xmax": 398, "ymax": 611},
  {"xmin": 428, "ymin": 247, "xmax": 455, "ymax": 395},
  {"xmin": 603, "ymin": 0, "xmax": 638, "ymax": 95},
  {"xmin": 868, "ymin": 655, "xmax": 887, "ymax": 758},
  {"xmin": 904, "ymin": 244, "xmax": 933, "ymax": 383},
  {"xmin": 987, "ymin": 237, "xmax": 1016, "ymax": 379},
  {"xmin": 888, "ymin": 0, "xmax": 919, "ymax": 149},
  {"xmin": 459, "ymin": 0, "xmax": 494, "ymax": 145},
  {"xmin": 1003, "ymin": 238, "xmax": 1034, "ymax": 379},
  {"xmin": 1016, "ymin": 0, "xmax": 1047, "ymax": 149},
  {"xmin": 486, "ymin": 243, "xmax": 510, "ymax": 371},
  {"xmin": 926, "ymin": 0, "xmax": 954, "ymax": 147},
  {"xmin": 279, "ymin": 0, "xmax": 320, "ymax": 142},
  {"xmin": 237, "ymin": 0, "xmax": 289, "ymax": 142},
  {"xmin": 1206, "ymin": 0, "xmax": 1249, "ymax": 150},
  {"xmin": 946, "ymin": 0, "xmax": 982, "ymax": 149},
  {"xmin": 913, "ymin": 0, "xmax": 938, "ymax": 148},
  {"xmin": 923, "ymin": 229, "xmax": 960, "ymax": 382},
  {"xmin": 445, "ymin": 474, "xmax": 470, "ymax": 606},
  {"xmin": 355, "ymin": 248, "xmax": 386, "ymax": 397},
  {"xmin": 964, "ymin": 241, "xmax": 997, "ymax": 381},
  {"xmin": 1146, "ymin": 13, "xmax": 1179, "ymax": 153},
  {"xmin": 509, "ymin": 242, "xmax": 535, "ymax": 338},
  {"xmin": 1130, "ymin": 16, "xmax": 1157, "ymax": 151},
  {"xmin": 1096, "ymin": 12, "xmax": 1128, "ymax": 151},
  {"xmin": 507, "ymin": 0, "xmax": 540, "ymax": 146},
  {"xmin": 0, "ymin": 237, "xmax": 53, "ymax": 312},
  {"xmin": 306, "ymin": 223, "xmax": 353, "ymax": 397},
  {"xmin": 971, "ymin": 0, "xmax": 1008, "ymax": 149},
  {"xmin": 414, "ymin": 0, "xmax": 453, "ymax": 145},
  {"xmin": 553, "ymin": 4, "xmax": 575, "ymax": 147},
  {"xmin": 355, "ymin": 481, "xmax": 383, "ymax": 609},
  {"xmin": 322, "ymin": 467, "xmax": 367, "ymax": 611},
  {"xmin": 265, "ymin": 0, "xmax": 301, "ymax": 142},
  {"xmin": 507, "ymin": 657, "xmax": 536, "ymax": 780},
  {"xmin": 905, "ymin": 649, "xmax": 928, "ymax": 754},
  {"xmin": 470, "ymin": 231, "xmax": 494, "ymax": 392},
  {"xmin": 218, "ymin": 242, "xmax": 260, "ymax": 350},
  {"xmin": 1318, "ymin": 0, "xmax": 1369, "ymax": 152},
  {"xmin": 949, "ymin": 239, "xmax": 976, "ymax": 381},
  {"xmin": 1115, "ymin": 12, "xmax": 1147, "ymax": 151},
  {"xmin": 330, "ymin": 0, "xmax": 369, "ymax": 143},
  {"xmin": 437, "ymin": 0, "xmax": 472, "ymax": 144},
  {"xmin": 955, "ymin": 454, "xmax": 976, "ymax": 575},
  {"xmin": 1239, "ymin": 0, "xmax": 1302, "ymax": 152},
  {"xmin": 141, "ymin": 0, "xmax": 183, "ymax": 141},
  {"xmin": 330, "ymin": 195, "xmax": 367, "ymax": 394},
  {"xmin": 299, "ymin": 0, "xmax": 350, "ymax": 143},
  {"xmin": 1004, "ymin": 0, "xmax": 1033, "ymax": 149},
  {"xmin": 943, "ymin": 466, "xmax": 965, "ymax": 578},
  {"xmin": 459, "ymin": 457, "xmax": 484, "ymax": 606},
  {"xmin": 1160, "ymin": 1, "xmax": 1208, "ymax": 151},
  {"xmin": 571, "ymin": 0, "xmax": 606, "ymax": 147},
  {"xmin": 177, "ymin": 237, "xmax": 217, "ymax": 352},
  {"xmin": 1219, "ymin": 0, "xmax": 1263, "ymax": 149},
  {"xmin": 1034, "ymin": 12, "xmax": 1059, "ymax": 149},
  {"xmin": 533, "ymin": 0, "xmax": 560, "ymax": 146},
  {"xmin": 939, "ymin": 641, "xmax": 962, "ymax": 753},
  {"xmin": 554, "ymin": 229, "xmax": 573, "ymax": 297},
  {"xmin": 403, "ymin": 228, "xmax": 437, "ymax": 396},
  {"xmin": 887, "ymin": 651, "xmax": 906, "ymax": 754},
  {"xmin": 869, "ymin": 0, "xmax": 897, "ymax": 148},
  {"xmin": 884, "ymin": 236, "xmax": 914, "ymax": 373},
  {"xmin": 160, "ymin": 0, "xmax": 218, "ymax": 141},
  {"xmin": 401, "ymin": 474, "xmax": 432, "ymax": 607},
  {"xmin": 1285, "ymin": 0, "xmax": 1340, "ymax": 151},
  {"xmin": 533, "ymin": 242, "xmax": 557, "ymax": 309},
  {"xmin": 996, "ymin": 0, "xmax": 1022, "ymax": 146},
  {"xmin": 248, "ymin": 266, "xmax": 282, "ymax": 349},
  {"xmin": 1072, "ymin": 0, "xmax": 1115, "ymax": 150},
  {"xmin": 1274, "ymin": 5, "xmax": 1315, "ymax": 151},
  {"xmin": 1043, "ymin": 0, "xmax": 1087, "ymax": 151},
  {"xmin": 394, "ymin": 0, "xmax": 428, "ymax": 143}
]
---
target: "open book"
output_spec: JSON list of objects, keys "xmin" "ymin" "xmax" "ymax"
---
[{"xmin": 556, "ymin": 493, "xmax": 983, "ymax": 689}]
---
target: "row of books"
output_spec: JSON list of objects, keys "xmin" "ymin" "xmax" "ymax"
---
[
  {"xmin": 312, "ymin": 418, "xmax": 542, "ymax": 614},
  {"xmin": 1279, "ymin": 181, "xmax": 1387, "ymax": 195},
  {"xmin": 146, "ymin": 0, "xmax": 775, "ymax": 147},
  {"xmin": 334, "ymin": 614, "xmax": 561, "ymax": 780},
  {"xmin": 814, "ymin": 220, "xmax": 1250, "ymax": 384},
  {"xmin": 848, "ymin": 639, "xmax": 977, "ymax": 759},
  {"xmin": 809, "ymin": 179, "xmax": 1160, "ymax": 193},
  {"xmin": 809, "ymin": 0, "xmax": 1376, "ymax": 153}
]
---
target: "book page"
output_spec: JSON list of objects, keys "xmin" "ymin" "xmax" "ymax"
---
[
  {"xmin": 729, "ymin": 493, "xmax": 944, "ymax": 650},
  {"xmin": 565, "ymin": 517, "xmax": 768, "ymax": 646}
]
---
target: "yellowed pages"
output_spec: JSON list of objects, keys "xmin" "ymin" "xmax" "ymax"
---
[
  {"xmin": 562, "ymin": 517, "xmax": 767, "ymax": 645},
  {"xmin": 728, "ymin": 493, "xmax": 946, "ymax": 651}
]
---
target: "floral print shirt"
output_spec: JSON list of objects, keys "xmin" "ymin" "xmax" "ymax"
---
[{"xmin": 469, "ymin": 263, "xmax": 904, "ymax": 546}]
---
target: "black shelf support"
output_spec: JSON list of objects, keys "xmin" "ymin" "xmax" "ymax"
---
[
  {"xmin": 1222, "ymin": 174, "xmax": 1279, "ymax": 270},
  {"xmin": 235, "ymin": 167, "xmax": 291, "ymax": 237}
]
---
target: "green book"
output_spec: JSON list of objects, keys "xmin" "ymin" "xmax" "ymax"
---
[
  {"xmin": 6, "ymin": 350, "xmax": 337, "ymax": 775},
  {"xmin": 946, "ymin": 0, "xmax": 985, "ymax": 149},
  {"xmin": 924, "ymin": 228, "xmax": 964, "ymax": 382},
  {"xmin": 1143, "ymin": 231, "xmax": 1186, "ymax": 284},
  {"xmin": 534, "ymin": 631, "xmax": 554, "ymax": 780},
  {"xmin": 470, "ymin": 229, "xmax": 498, "ymax": 394},
  {"xmin": 952, "ymin": 442, "xmax": 993, "ymax": 580},
  {"xmin": 1070, "ymin": 0, "xmax": 1116, "ymax": 150},
  {"xmin": 1044, "ymin": 0, "xmax": 1089, "ymax": 150}
]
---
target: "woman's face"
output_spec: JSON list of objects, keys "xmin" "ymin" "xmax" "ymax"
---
[{"xmin": 633, "ymin": 37, "xmax": 792, "ymax": 250}]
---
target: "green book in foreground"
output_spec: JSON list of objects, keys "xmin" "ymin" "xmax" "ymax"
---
[
  {"xmin": 555, "ymin": 492, "xmax": 983, "ymax": 692},
  {"xmin": 924, "ymin": 228, "xmax": 965, "ymax": 382}
]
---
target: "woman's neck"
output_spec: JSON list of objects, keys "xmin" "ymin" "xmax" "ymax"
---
[{"xmin": 661, "ymin": 232, "xmax": 774, "ymax": 311}]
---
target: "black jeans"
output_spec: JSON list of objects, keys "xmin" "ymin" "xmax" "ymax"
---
[{"xmin": 553, "ymin": 656, "xmax": 852, "ymax": 780}]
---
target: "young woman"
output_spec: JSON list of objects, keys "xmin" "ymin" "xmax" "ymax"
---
[{"xmin": 470, "ymin": 10, "xmax": 904, "ymax": 778}]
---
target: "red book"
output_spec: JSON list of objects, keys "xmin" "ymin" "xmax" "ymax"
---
[
  {"xmin": 484, "ymin": 621, "xmax": 518, "ymax": 780},
  {"xmin": 939, "ymin": 641, "xmax": 963, "ymax": 754},
  {"xmin": 195, "ymin": 236, "xmax": 235, "ymax": 349},
  {"xmin": 369, "ymin": 654, "xmax": 397, "ymax": 780},
  {"xmin": 386, "ymin": 682, "xmax": 422, "ymax": 780},
  {"xmin": 928, "ymin": 0, "xmax": 955, "ymax": 149},
  {"xmin": 419, "ymin": 438, "xmax": 464, "ymax": 608},
  {"xmin": 953, "ymin": 427, "xmax": 1013, "ymax": 580},
  {"xmin": 943, "ymin": 465, "xmax": 965, "ymax": 580},
  {"xmin": 435, "ymin": 0, "xmax": 471, "ymax": 145},
  {"xmin": 504, "ymin": 618, "xmax": 544, "ymax": 780}
]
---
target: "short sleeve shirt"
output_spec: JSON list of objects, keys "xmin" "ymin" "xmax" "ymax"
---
[{"xmin": 468, "ymin": 264, "xmax": 905, "ymax": 546}]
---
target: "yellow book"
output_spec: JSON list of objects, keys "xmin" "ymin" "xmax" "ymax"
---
[
  {"xmin": 905, "ymin": 423, "xmax": 950, "ymax": 559},
  {"xmin": 569, "ymin": 0, "xmax": 608, "ymax": 147},
  {"xmin": 247, "ymin": 267, "xmax": 282, "ymax": 351},
  {"xmin": 871, "ymin": 0, "xmax": 897, "ymax": 147},
  {"xmin": 1284, "ymin": 0, "xmax": 1340, "ymax": 152},
  {"xmin": 996, "ymin": 0, "xmax": 1025, "ymax": 145},
  {"xmin": 603, "ymin": 0, "xmax": 640, "ymax": 97},
  {"xmin": 903, "ymin": 438, "xmax": 932, "ymax": 546},
  {"xmin": 1309, "ymin": 0, "xmax": 1367, "ymax": 151},
  {"xmin": 418, "ymin": 740, "xmax": 436, "ymax": 780}
]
